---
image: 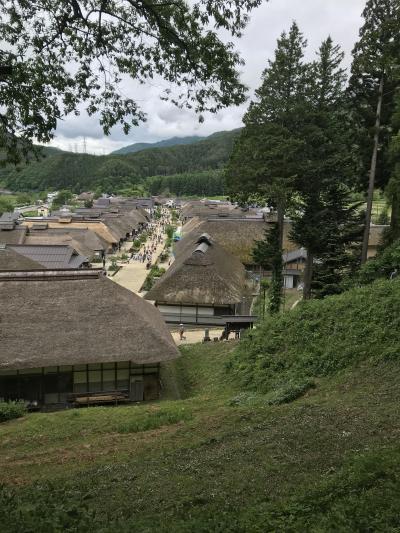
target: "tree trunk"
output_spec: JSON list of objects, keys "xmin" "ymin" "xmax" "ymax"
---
[
  {"xmin": 269, "ymin": 201, "xmax": 285, "ymax": 314},
  {"xmin": 303, "ymin": 251, "xmax": 314, "ymax": 300},
  {"xmin": 277, "ymin": 201, "xmax": 285, "ymax": 250},
  {"xmin": 390, "ymin": 189, "xmax": 400, "ymax": 242},
  {"xmin": 361, "ymin": 75, "xmax": 384, "ymax": 264}
]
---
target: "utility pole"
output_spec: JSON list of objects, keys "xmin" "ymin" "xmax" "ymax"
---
[{"xmin": 361, "ymin": 75, "xmax": 384, "ymax": 265}]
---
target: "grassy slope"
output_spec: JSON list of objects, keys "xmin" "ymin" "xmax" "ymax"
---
[{"xmin": 1, "ymin": 283, "xmax": 400, "ymax": 531}]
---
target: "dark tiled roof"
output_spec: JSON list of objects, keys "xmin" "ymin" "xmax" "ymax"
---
[{"xmin": 8, "ymin": 245, "xmax": 87, "ymax": 269}]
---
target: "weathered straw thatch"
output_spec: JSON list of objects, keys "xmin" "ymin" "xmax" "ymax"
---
[
  {"xmin": 145, "ymin": 235, "xmax": 246, "ymax": 305},
  {"xmin": 0, "ymin": 226, "xmax": 27, "ymax": 244},
  {"xmin": 178, "ymin": 218, "xmax": 298, "ymax": 265},
  {"xmin": 23, "ymin": 220, "xmax": 118, "ymax": 248},
  {"xmin": 0, "ymin": 270, "xmax": 179, "ymax": 371},
  {"xmin": 25, "ymin": 228, "xmax": 106, "ymax": 257}
]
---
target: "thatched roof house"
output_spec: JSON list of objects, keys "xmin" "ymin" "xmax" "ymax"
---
[
  {"xmin": 23, "ymin": 220, "xmax": 119, "ymax": 251},
  {"xmin": 178, "ymin": 217, "xmax": 297, "ymax": 266},
  {"xmin": 25, "ymin": 227, "xmax": 107, "ymax": 259},
  {"xmin": 145, "ymin": 234, "xmax": 247, "ymax": 323},
  {"xmin": 0, "ymin": 269, "xmax": 179, "ymax": 406}
]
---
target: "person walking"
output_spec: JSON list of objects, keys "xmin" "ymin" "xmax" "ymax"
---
[{"xmin": 179, "ymin": 323, "xmax": 186, "ymax": 341}]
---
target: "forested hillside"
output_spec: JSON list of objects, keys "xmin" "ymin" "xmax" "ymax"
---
[
  {"xmin": 111, "ymin": 135, "xmax": 205, "ymax": 155},
  {"xmin": 2, "ymin": 130, "xmax": 239, "ymax": 194}
]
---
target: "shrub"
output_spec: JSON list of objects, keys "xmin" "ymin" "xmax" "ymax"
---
[
  {"xmin": 228, "ymin": 279, "xmax": 400, "ymax": 393},
  {"xmin": 0, "ymin": 401, "xmax": 27, "ymax": 423},
  {"xmin": 165, "ymin": 225, "xmax": 175, "ymax": 239},
  {"xmin": 108, "ymin": 258, "xmax": 119, "ymax": 272},
  {"xmin": 353, "ymin": 240, "xmax": 400, "ymax": 286},
  {"xmin": 266, "ymin": 380, "xmax": 316, "ymax": 405}
]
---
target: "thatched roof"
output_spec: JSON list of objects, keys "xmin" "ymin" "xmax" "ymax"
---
[
  {"xmin": 178, "ymin": 218, "xmax": 298, "ymax": 265},
  {"xmin": 25, "ymin": 228, "xmax": 107, "ymax": 257},
  {"xmin": 0, "ymin": 270, "xmax": 179, "ymax": 370},
  {"xmin": 146, "ymin": 234, "xmax": 246, "ymax": 305},
  {"xmin": 23, "ymin": 220, "xmax": 118, "ymax": 247},
  {"xmin": 0, "ymin": 226, "xmax": 27, "ymax": 244}
]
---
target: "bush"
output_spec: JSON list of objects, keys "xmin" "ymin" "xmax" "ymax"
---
[
  {"xmin": 353, "ymin": 240, "xmax": 400, "ymax": 287},
  {"xmin": 228, "ymin": 279, "xmax": 400, "ymax": 393},
  {"xmin": 266, "ymin": 380, "xmax": 316, "ymax": 405},
  {"xmin": 108, "ymin": 257, "xmax": 119, "ymax": 272},
  {"xmin": 0, "ymin": 401, "xmax": 27, "ymax": 423},
  {"xmin": 165, "ymin": 225, "xmax": 175, "ymax": 239},
  {"xmin": 141, "ymin": 265, "xmax": 166, "ymax": 291}
]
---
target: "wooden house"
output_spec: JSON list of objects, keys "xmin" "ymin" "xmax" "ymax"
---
[
  {"xmin": 0, "ymin": 270, "xmax": 179, "ymax": 407},
  {"xmin": 145, "ymin": 234, "xmax": 249, "ymax": 324}
]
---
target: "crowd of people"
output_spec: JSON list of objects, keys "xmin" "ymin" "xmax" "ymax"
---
[{"xmin": 129, "ymin": 209, "xmax": 172, "ymax": 269}]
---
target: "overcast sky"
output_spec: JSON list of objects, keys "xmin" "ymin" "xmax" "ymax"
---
[{"xmin": 49, "ymin": 0, "xmax": 367, "ymax": 155}]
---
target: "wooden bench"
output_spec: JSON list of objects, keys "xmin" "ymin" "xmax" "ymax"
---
[{"xmin": 67, "ymin": 391, "xmax": 129, "ymax": 407}]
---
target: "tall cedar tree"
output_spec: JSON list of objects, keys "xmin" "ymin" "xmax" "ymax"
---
[
  {"xmin": 308, "ymin": 185, "xmax": 363, "ymax": 298},
  {"xmin": 0, "ymin": 0, "xmax": 262, "ymax": 165},
  {"xmin": 252, "ymin": 224, "xmax": 283, "ymax": 314},
  {"xmin": 386, "ymin": 91, "xmax": 400, "ymax": 242},
  {"xmin": 290, "ymin": 38, "xmax": 359, "ymax": 299},
  {"xmin": 226, "ymin": 22, "xmax": 309, "ymax": 312},
  {"xmin": 348, "ymin": 0, "xmax": 400, "ymax": 263}
]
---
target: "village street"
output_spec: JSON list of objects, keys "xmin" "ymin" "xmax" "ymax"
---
[
  {"xmin": 171, "ymin": 328, "xmax": 225, "ymax": 345},
  {"xmin": 108, "ymin": 215, "xmax": 223, "ymax": 345},
  {"xmin": 112, "ymin": 239, "xmax": 167, "ymax": 294}
]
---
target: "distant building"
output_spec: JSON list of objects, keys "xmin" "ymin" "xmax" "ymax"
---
[{"xmin": 37, "ymin": 204, "xmax": 50, "ymax": 217}]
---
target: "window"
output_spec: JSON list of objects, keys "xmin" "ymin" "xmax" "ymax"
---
[
  {"xmin": 117, "ymin": 369, "xmax": 129, "ymax": 389},
  {"xmin": 88, "ymin": 370, "xmax": 102, "ymax": 392},
  {"xmin": 73, "ymin": 371, "xmax": 88, "ymax": 393},
  {"xmin": 102, "ymin": 369, "xmax": 115, "ymax": 391}
]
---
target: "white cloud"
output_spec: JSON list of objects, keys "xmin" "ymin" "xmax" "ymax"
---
[{"xmin": 49, "ymin": 0, "xmax": 366, "ymax": 154}]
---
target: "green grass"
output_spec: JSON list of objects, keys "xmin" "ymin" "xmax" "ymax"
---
[
  {"xmin": 1, "ymin": 281, "xmax": 400, "ymax": 531},
  {"xmin": 230, "ymin": 278, "xmax": 400, "ymax": 393}
]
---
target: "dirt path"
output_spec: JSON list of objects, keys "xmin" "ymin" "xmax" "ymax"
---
[
  {"xmin": 171, "ymin": 328, "xmax": 225, "ymax": 345},
  {"xmin": 111, "ymin": 211, "xmax": 172, "ymax": 295},
  {"xmin": 112, "ymin": 240, "xmax": 166, "ymax": 294}
]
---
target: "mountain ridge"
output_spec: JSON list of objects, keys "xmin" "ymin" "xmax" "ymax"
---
[{"xmin": 111, "ymin": 135, "xmax": 206, "ymax": 155}]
